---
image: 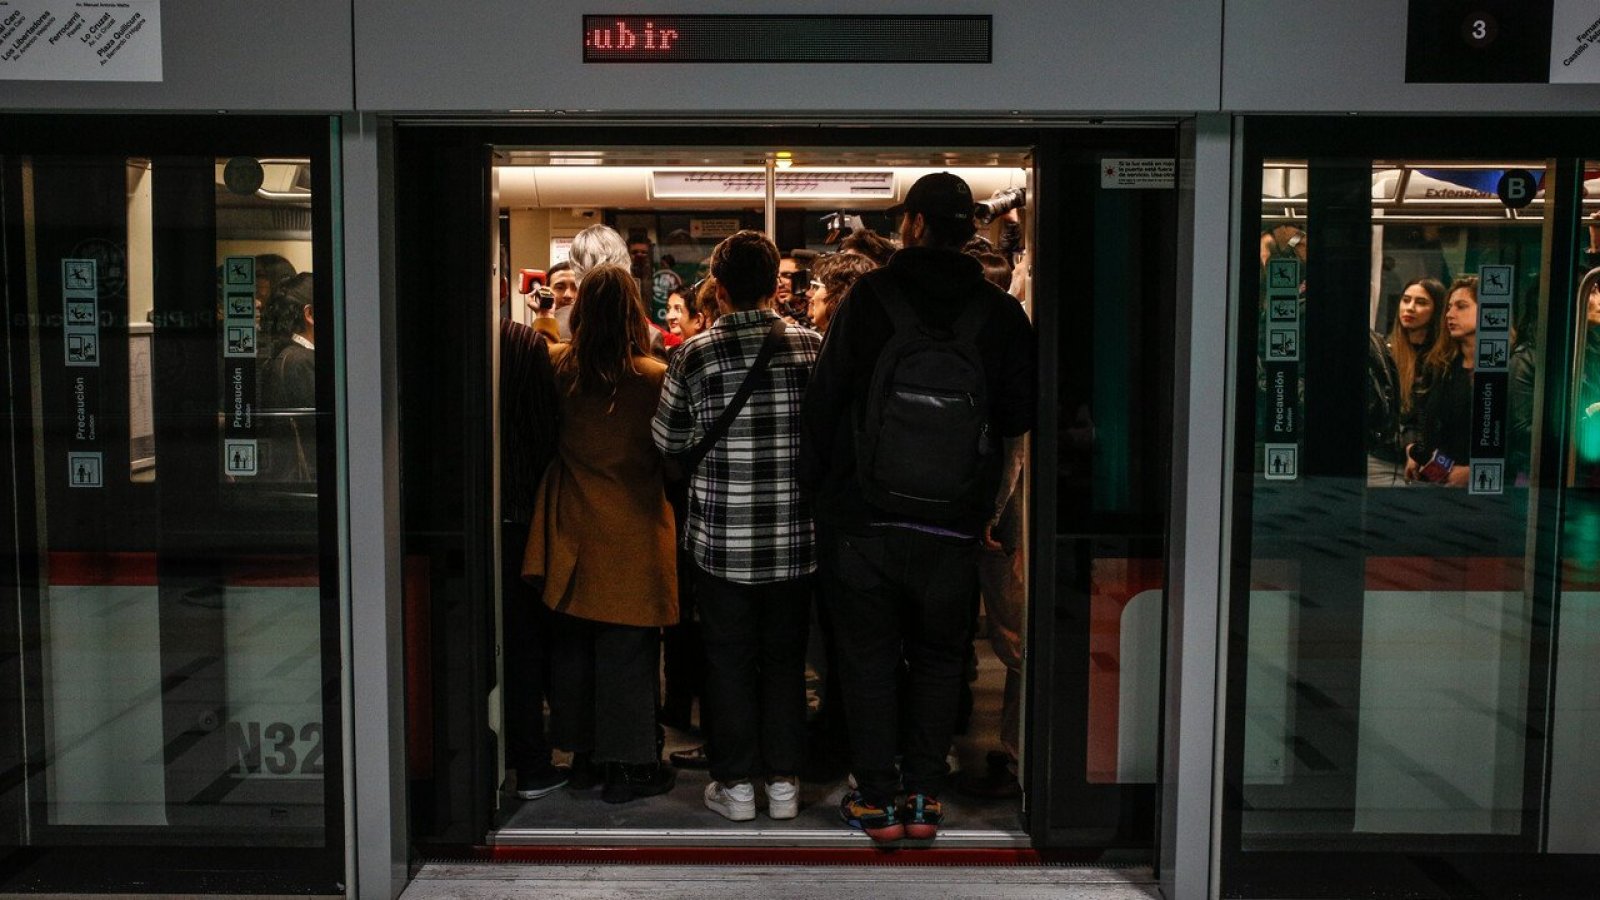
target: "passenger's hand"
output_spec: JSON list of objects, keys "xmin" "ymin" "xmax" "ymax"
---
[
  {"xmin": 1403, "ymin": 446, "xmax": 1419, "ymax": 483},
  {"xmin": 1446, "ymin": 464, "xmax": 1471, "ymax": 488},
  {"xmin": 982, "ymin": 523, "xmax": 1004, "ymax": 552}
]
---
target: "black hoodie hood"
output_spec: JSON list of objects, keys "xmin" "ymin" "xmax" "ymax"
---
[{"xmin": 886, "ymin": 245, "xmax": 987, "ymax": 304}]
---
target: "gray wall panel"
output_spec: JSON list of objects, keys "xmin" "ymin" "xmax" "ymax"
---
[
  {"xmin": 0, "ymin": 1, "xmax": 353, "ymax": 111},
  {"xmin": 352, "ymin": 0, "xmax": 1222, "ymax": 113},
  {"xmin": 1224, "ymin": 0, "xmax": 1600, "ymax": 112}
]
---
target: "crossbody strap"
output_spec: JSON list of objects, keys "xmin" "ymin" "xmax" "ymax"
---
[{"xmin": 678, "ymin": 317, "xmax": 787, "ymax": 474}]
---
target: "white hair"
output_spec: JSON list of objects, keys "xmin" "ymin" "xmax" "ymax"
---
[{"xmin": 568, "ymin": 225, "xmax": 630, "ymax": 282}]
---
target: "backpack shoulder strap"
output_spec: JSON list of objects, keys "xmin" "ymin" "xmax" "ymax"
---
[{"xmin": 677, "ymin": 317, "xmax": 787, "ymax": 474}]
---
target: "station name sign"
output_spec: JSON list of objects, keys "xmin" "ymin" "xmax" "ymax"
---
[{"xmin": 582, "ymin": 14, "xmax": 991, "ymax": 64}]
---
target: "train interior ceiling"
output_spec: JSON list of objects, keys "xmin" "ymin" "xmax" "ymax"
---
[{"xmin": 484, "ymin": 146, "xmax": 1035, "ymax": 846}]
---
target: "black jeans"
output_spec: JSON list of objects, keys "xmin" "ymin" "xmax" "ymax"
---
[
  {"xmin": 693, "ymin": 566, "xmax": 812, "ymax": 785},
  {"xmin": 819, "ymin": 524, "xmax": 979, "ymax": 805},
  {"xmin": 546, "ymin": 611, "xmax": 661, "ymax": 766},
  {"xmin": 661, "ymin": 546, "xmax": 707, "ymax": 727},
  {"xmin": 502, "ymin": 521, "xmax": 553, "ymax": 774}
]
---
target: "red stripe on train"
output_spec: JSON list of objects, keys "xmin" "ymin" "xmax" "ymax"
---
[{"xmin": 46, "ymin": 552, "xmax": 319, "ymax": 587}]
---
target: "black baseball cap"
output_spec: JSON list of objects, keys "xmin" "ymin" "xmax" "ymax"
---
[{"xmin": 886, "ymin": 172, "xmax": 974, "ymax": 222}]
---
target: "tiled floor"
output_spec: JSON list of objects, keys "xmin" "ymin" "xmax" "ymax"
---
[{"xmin": 400, "ymin": 863, "xmax": 1162, "ymax": 900}]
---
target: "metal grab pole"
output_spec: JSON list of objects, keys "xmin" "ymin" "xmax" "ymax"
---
[{"xmin": 765, "ymin": 155, "xmax": 777, "ymax": 239}]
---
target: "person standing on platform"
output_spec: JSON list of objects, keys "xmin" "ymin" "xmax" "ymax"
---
[
  {"xmin": 524, "ymin": 264, "xmax": 678, "ymax": 804},
  {"xmin": 498, "ymin": 295, "xmax": 565, "ymax": 800},
  {"xmin": 653, "ymin": 231, "xmax": 822, "ymax": 823},
  {"xmin": 801, "ymin": 172, "xmax": 1036, "ymax": 844}
]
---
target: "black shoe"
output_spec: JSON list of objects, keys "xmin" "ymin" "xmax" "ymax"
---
[
  {"xmin": 601, "ymin": 761, "xmax": 677, "ymax": 804},
  {"xmin": 567, "ymin": 752, "xmax": 600, "ymax": 790},
  {"xmin": 669, "ymin": 744, "xmax": 710, "ymax": 769},
  {"xmin": 953, "ymin": 750, "xmax": 1021, "ymax": 801},
  {"xmin": 514, "ymin": 762, "xmax": 570, "ymax": 800},
  {"xmin": 660, "ymin": 697, "xmax": 697, "ymax": 734}
]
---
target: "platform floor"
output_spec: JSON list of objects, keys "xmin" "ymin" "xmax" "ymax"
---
[
  {"xmin": 401, "ymin": 863, "xmax": 1161, "ymax": 900},
  {"xmin": 493, "ymin": 636, "xmax": 1024, "ymax": 845}
]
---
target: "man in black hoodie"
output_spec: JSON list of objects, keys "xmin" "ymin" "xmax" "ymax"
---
[{"xmin": 800, "ymin": 172, "xmax": 1036, "ymax": 843}]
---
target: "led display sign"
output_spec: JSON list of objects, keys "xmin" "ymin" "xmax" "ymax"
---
[{"xmin": 582, "ymin": 14, "xmax": 991, "ymax": 64}]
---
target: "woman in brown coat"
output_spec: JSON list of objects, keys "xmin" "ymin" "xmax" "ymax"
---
[{"xmin": 524, "ymin": 264, "xmax": 678, "ymax": 803}]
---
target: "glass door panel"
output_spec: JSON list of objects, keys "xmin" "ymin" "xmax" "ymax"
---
[
  {"xmin": 1223, "ymin": 119, "xmax": 1600, "ymax": 899},
  {"xmin": 0, "ymin": 118, "xmax": 342, "ymax": 894}
]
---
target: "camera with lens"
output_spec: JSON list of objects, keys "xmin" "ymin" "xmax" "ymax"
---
[
  {"xmin": 519, "ymin": 268, "xmax": 555, "ymax": 311},
  {"xmin": 973, "ymin": 186, "xmax": 1027, "ymax": 226},
  {"xmin": 788, "ymin": 269, "xmax": 812, "ymax": 295}
]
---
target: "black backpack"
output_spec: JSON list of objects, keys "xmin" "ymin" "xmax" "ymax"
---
[{"xmin": 855, "ymin": 279, "xmax": 997, "ymax": 525}]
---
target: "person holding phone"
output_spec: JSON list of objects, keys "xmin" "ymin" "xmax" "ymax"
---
[{"xmin": 1405, "ymin": 275, "xmax": 1477, "ymax": 487}]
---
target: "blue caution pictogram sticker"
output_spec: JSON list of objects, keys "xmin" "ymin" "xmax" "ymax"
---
[
  {"xmin": 1264, "ymin": 443, "xmax": 1298, "ymax": 480},
  {"xmin": 1478, "ymin": 264, "xmax": 1513, "ymax": 299},
  {"xmin": 224, "ymin": 439, "xmax": 258, "ymax": 477},
  {"xmin": 1266, "ymin": 259, "xmax": 1300, "ymax": 294},
  {"xmin": 62, "ymin": 259, "xmax": 97, "ymax": 296},
  {"xmin": 1469, "ymin": 460, "xmax": 1504, "ymax": 495},
  {"xmin": 225, "ymin": 323, "xmax": 257, "ymax": 358},
  {"xmin": 68, "ymin": 452, "xmax": 103, "ymax": 488},
  {"xmin": 225, "ymin": 257, "xmax": 255, "ymax": 287}
]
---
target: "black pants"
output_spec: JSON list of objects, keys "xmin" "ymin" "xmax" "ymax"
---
[
  {"xmin": 502, "ymin": 521, "xmax": 553, "ymax": 773},
  {"xmin": 661, "ymin": 548, "xmax": 707, "ymax": 727},
  {"xmin": 820, "ymin": 524, "xmax": 979, "ymax": 805},
  {"xmin": 694, "ymin": 566, "xmax": 812, "ymax": 784},
  {"xmin": 546, "ymin": 611, "xmax": 660, "ymax": 766}
]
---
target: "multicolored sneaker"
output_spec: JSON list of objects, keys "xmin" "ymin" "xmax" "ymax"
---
[
  {"xmin": 902, "ymin": 793, "xmax": 943, "ymax": 840},
  {"xmin": 840, "ymin": 789, "xmax": 904, "ymax": 844}
]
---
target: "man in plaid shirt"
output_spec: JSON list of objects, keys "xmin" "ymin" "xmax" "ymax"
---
[{"xmin": 652, "ymin": 231, "xmax": 822, "ymax": 822}]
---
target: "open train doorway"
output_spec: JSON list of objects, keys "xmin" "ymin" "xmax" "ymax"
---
[{"xmin": 393, "ymin": 123, "xmax": 1178, "ymax": 858}]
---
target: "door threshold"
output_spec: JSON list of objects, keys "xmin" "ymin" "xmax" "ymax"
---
[{"xmin": 490, "ymin": 826, "xmax": 1033, "ymax": 847}]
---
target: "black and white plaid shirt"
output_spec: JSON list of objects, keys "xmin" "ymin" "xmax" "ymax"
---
[{"xmin": 653, "ymin": 308, "xmax": 822, "ymax": 584}]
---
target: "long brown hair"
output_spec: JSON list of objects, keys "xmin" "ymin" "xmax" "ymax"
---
[
  {"xmin": 1424, "ymin": 274, "xmax": 1478, "ymax": 372},
  {"xmin": 1388, "ymin": 276, "xmax": 1445, "ymax": 412},
  {"xmin": 558, "ymin": 263, "xmax": 652, "ymax": 409}
]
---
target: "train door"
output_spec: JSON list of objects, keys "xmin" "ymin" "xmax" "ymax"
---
[
  {"xmin": 0, "ymin": 116, "xmax": 344, "ymax": 893},
  {"xmin": 393, "ymin": 122, "xmax": 1177, "ymax": 859},
  {"xmin": 1220, "ymin": 119, "xmax": 1600, "ymax": 899}
]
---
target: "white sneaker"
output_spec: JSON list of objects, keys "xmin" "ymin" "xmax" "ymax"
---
[
  {"xmin": 766, "ymin": 777, "xmax": 799, "ymax": 820},
  {"xmin": 704, "ymin": 780, "xmax": 756, "ymax": 821}
]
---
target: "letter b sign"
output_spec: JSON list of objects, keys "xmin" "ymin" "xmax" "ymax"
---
[{"xmin": 1497, "ymin": 169, "xmax": 1537, "ymax": 210}]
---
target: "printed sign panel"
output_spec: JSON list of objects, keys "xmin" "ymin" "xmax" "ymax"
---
[{"xmin": 0, "ymin": 1, "xmax": 162, "ymax": 81}]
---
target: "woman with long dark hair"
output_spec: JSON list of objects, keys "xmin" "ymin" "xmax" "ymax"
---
[
  {"xmin": 524, "ymin": 263, "xmax": 678, "ymax": 802},
  {"xmin": 1405, "ymin": 275, "xmax": 1477, "ymax": 487},
  {"xmin": 1390, "ymin": 277, "xmax": 1446, "ymax": 417},
  {"xmin": 1372, "ymin": 277, "xmax": 1444, "ymax": 485}
]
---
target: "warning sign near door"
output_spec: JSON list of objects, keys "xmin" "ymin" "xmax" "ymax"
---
[
  {"xmin": 1264, "ymin": 443, "xmax": 1298, "ymax": 480},
  {"xmin": 1101, "ymin": 158, "xmax": 1176, "ymax": 189},
  {"xmin": 221, "ymin": 256, "xmax": 258, "ymax": 479},
  {"xmin": 1470, "ymin": 264, "xmax": 1513, "ymax": 494}
]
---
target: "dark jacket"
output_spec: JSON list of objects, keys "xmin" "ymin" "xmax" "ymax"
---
[
  {"xmin": 1366, "ymin": 330, "xmax": 1401, "ymax": 462},
  {"xmin": 799, "ymin": 245, "xmax": 1036, "ymax": 532},
  {"xmin": 1417, "ymin": 354, "xmax": 1473, "ymax": 466},
  {"xmin": 500, "ymin": 319, "xmax": 560, "ymax": 524}
]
